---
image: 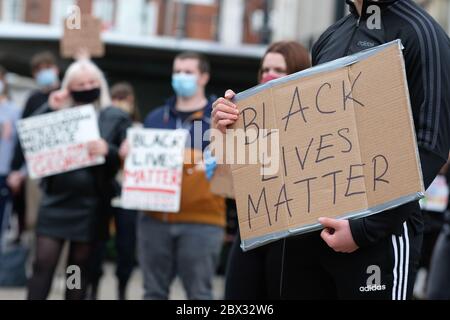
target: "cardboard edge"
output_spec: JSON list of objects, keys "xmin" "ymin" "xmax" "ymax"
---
[
  {"xmin": 234, "ymin": 40, "xmax": 403, "ymax": 103},
  {"xmin": 395, "ymin": 43, "xmax": 426, "ymax": 194},
  {"xmin": 240, "ymin": 191, "xmax": 424, "ymax": 251}
]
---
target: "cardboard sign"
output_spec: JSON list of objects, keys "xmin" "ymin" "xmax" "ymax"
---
[
  {"xmin": 227, "ymin": 41, "xmax": 425, "ymax": 250},
  {"xmin": 210, "ymin": 164, "xmax": 235, "ymax": 198},
  {"xmin": 17, "ymin": 105, "xmax": 104, "ymax": 179},
  {"xmin": 61, "ymin": 15, "xmax": 105, "ymax": 58},
  {"xmin": 121, "ymin": 128, "xmax": 188, "ymax": 212},
  {"xmin": 209, "ymin": 126, "xmax": 235, "ymax": 198}
]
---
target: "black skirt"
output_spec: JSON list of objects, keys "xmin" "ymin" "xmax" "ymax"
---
[{"xmin": 36, "ymin": 168, "xmax": 103, "ymax": 243}]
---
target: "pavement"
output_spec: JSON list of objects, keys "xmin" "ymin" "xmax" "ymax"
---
[{"xmin": 0, "ymin": 263, "xmax": 225, "ymax": 300}]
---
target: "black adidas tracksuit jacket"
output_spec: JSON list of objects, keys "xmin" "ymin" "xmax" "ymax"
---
[
  {"xmin": 282, "ymin": 0, "xmax": 450, "ymax": 300},
  {"xmin": 312, "ymin": 0, "xmax": 450, "ymax": 249}
]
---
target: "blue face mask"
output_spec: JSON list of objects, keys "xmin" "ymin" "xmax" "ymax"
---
[
  {"xmin": 171, "ymin": 73, "xmax": 198, "ymax": 98},
  {"xmin": 36, "ymin": 68, "xmax": 58, "ymax": 88}
]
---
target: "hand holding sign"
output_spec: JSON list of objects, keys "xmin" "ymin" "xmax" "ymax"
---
[
  {"xmin": 87, "ymin": 139, "xmax": 109, "ymax": 157},
  {"xmin": 119, "ymin": 139, "xmax": 130, "ymax": 161},
  {"xmin": 212, "ymin": 90, "xmax": 239, "ymax": 133},
  {"xmin": 318, "ymin": 217, "xmax": 359, "ymax": 253},
  {"xmin": 210, "ymin": 90, "xmax": 238, "ymax": 198},
  {"xmin": 7, "ymin": 171, "xmax": 26, "ymax": 194},
  {"xmin": 74, "ymin": 47, "xmax": 91, "ymax": 61}
]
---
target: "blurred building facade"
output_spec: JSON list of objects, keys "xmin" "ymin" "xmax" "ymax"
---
[
  {"xmin": 0, "ymin": 0, "xmax": 449, "ymax": 114},
  {"xmin": 0, "ymin": 0, "xmax": 448, "ymax": 47}
]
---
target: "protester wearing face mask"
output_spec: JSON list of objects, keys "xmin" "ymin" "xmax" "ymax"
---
[
  {"xmin": 121, "ymin": 52, "xmax": 225, "ymax": 300},
  {"xmin": 26, "ymin": 58, "xmax": 132, "ymax": 300},
  {"xmin": 211, "ymin": 41, "xmax": 311, "ymax": 299},
  {"xmin": 0, "ymin": 66, "xmax": 21, "ymax": 241},
  {"xmin": 7, "ymin": 52, "xmax": 61, "ymax": 242},
  {"xmin": 26, "ymin": 52, "xmax": 60, "ymax": 116}
]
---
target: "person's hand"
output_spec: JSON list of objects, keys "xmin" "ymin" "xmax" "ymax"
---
[
  {"xmin": 49, "ymin": 89, "xmax": 70, "ymax": 110},
  {"xmin": 318, "ymin": 217, "xmax": 359, "ymax": 253},
  {"xmin": 204, "ymin": 149, "xmax": 217, "ymax": 181},
  {"xmin": 75, "ymin": 47, "xmax": 91, "ymax": 61},
  {"xmin": 7, "ymin": 171, "xmax": 26, "ymax": 194},
  {"xmin": 119, "ymin": 140, "xmax": 129, "ymax": 161},
  {"xmin": 212, "ymin": 90, "xmax": 239, "ymax": 133},
  {"xmin": 87, "ymin": 139, "xmax": 109, "ymax": 157}
]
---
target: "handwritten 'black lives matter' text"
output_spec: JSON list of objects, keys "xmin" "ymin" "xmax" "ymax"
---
[
  {"xmin": 124, "ymin": 130, "xmax": 185, "ymax": 189},
  {"xmin": 240, "ymin": 72, "xmax": 391, "ymax": 229},
  {"xmin": 129, "ymin": 131, "xmax": 185, "ymax": 169}
]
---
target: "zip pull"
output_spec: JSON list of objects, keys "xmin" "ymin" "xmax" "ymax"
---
[{"xmin": 356, "ymin": 17, "xmax": 361, "ymax": 27}]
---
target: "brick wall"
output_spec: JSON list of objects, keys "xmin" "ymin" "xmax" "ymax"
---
[
  {"xmin": 243, "ymin": 0, "xmax": 265, "ymax": 44},
  {"xmin": 24, "ymin": 0, "xmax": 51, "ymax": 24}
]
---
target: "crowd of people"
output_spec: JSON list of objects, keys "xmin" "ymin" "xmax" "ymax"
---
[{"xmin": 0, "ymin": 0, "xmax": 450, "ymax": 300}]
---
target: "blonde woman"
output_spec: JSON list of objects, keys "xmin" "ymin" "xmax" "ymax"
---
[{"xmin": 27, "ymin": 59, "xmax": 132, "ymax": 300}]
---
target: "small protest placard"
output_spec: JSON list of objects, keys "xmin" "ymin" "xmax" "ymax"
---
[
  {"xmin": 61, "ymin": 15, "xmax": 104, "ymax": 58},
  {"xmin": 121, "ymin": 128, "xmax": 188, "ymax": 212},
  {"xmin": 17, "ymin": 105, "xmax": 104, "ymax": 179}
]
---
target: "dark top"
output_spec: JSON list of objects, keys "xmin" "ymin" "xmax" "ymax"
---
[
  {"xmin": 23, "ymin": 90, "xmax": 51, "ymax": 118},
  {"xmin": 176, "ymin": 106, "xmax": 205, "ymax": 122},
  {"xmin": 143, "ymin": 96, "xmax": 216, "ymax": 151},
  {"xmin": 311, "ymin": 0, "xmax": 450, "ymax": 247},
  {"xmin": 34, "ymin": 104, "xmax": 132, "ymax": 242}
]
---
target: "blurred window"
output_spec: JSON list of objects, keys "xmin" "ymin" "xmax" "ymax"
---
[
  {"xmin": 93, "ymin": 0, "xmax": 116, "ymax": 31},
  {"xmin": 143, "ymin": 0, "xmax": 159, "ymax": 36},
  {"xmin": 1, "ymin": 0, "xmax": 25, "ymax": 22},
  {"xmin": 50, "ymin": 0, "xmax": 75, "ymax": 26}
]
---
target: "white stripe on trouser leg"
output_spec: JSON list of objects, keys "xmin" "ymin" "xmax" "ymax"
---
[
  {"xmin": 391, "ymin": 235, "xmax": 399, "ymax": 300},
  {"xmin": 402, "ymin": 222, "xmax": 410, "ymax": 300},
  {"xmin": 398, "ymin": 234, "xmax": 405, "ymax": 300}
]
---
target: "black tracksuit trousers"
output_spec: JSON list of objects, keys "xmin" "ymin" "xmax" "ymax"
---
[{"xmin": 281, "ymin": 221, "xmax": 422, "ymax": 300}]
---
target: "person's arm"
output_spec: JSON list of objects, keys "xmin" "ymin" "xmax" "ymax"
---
[{"xmin": 103, "ymin": 111, "xmax": 133, "ymax": 176}]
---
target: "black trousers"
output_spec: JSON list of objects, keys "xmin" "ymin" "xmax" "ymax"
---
[
  {"xmin": 225, "ymin": 232, "xmax": 285, "ymax": 300},
  {"xmin": 88, "ymin": 208, "xmax": 137, "ymax": 290},
  {"xmin": 0, "ymin": 176, "xmax": 11, "ymax": 240},
  {"xmin": 427, "ymin": 212, "xmax": 450, "ymax": 299},
  {"xmin": 281, "ymin": 221, "xmax": 422, "ymax": 300}
]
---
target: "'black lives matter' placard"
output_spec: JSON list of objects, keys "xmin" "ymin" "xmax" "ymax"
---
[
  {"xmin": 228, "ymin": 41, "xmax": 424, "ymax": 250},
  {"xmin": 121, "ymin": 128, "xmax": 188, "ymax": 213}
]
